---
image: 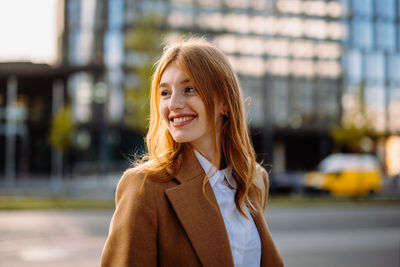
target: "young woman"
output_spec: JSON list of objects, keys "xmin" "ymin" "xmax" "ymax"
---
[{"xmin": 101, "ymin": 38, "xmax": 284, "ymax": 267}]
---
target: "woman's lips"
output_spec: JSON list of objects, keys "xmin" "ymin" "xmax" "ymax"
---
[{"xmin": 169, "ymin": 115, "xmax": 197, "ymax": 127}]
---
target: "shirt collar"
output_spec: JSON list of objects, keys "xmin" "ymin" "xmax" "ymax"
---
[{"xmin": 193, "ymin": 149, "xmax": 236, "ymax": 189}]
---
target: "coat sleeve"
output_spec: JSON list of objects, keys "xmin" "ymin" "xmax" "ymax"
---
[{"xmin": 101, "ymin": 168, "xmax": 158, "ymax": 267}]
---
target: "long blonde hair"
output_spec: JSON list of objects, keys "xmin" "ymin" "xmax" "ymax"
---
[{"xmin": 143, "ymin": 37, "xmax": 261, "ymax": 216}]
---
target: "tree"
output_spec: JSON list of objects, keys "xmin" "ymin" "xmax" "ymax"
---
[
  {"xmin": 330, "ymin": 83, "xmax": 382, "ymax": 153},
  {"xmin": 48, "ymin": 105, "xmax": 75, "ymax": 153},
  {"xmin": 123, "ymin": 14, "xmax": 167, "ymax": 132}
]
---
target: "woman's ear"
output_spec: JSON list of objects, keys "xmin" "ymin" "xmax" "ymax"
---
[
  {"xmin": 220, "ymin": 103, "xmax": 229, "ymax": 116},
  {"xmin": 221, "ymin": 104, "xmax": 229, "ymax": 115}
]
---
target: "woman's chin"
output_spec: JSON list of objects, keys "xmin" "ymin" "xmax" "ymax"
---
[{"xmin": 171, "ymin": 135, "xmax": 190, "ymax": 143}]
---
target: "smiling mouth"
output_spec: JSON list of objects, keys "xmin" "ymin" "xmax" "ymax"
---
[{"xmin": 171, "ymin": 116, "xmax": 196, "ymax": 123}]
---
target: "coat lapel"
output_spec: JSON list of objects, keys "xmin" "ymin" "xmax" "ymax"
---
[
  {"xmin": 165, "ymin": 148, "xmax": 234, "ymax": 267},
  {"xmin": 252, "ymin": 210, "xmax": 270, "ymax": 267}
]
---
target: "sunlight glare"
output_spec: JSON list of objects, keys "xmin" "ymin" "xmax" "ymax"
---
[{"xmin": 0, "ymin": 0, "xmax": 59, "ymax": 64}]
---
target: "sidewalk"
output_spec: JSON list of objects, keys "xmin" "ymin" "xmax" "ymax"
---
[
  {"xmin": 0, "ymin": 173, "xmax": 121, "ymax": 199},
  {"xmin": 1, "ymin": 173, "xmax": 400, "ymax": 200},
  {"xmin": 380, "ymin": 176, "xmax": 400, "ymax": 197}
]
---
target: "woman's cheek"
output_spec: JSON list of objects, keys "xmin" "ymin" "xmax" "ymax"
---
[{"xmin": 159, "ymin": 102, "xmax": 168, "ymax": 122}]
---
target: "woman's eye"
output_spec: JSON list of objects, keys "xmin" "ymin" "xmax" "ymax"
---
[
  {"xmin": 184, "ymin": 87, "xmax": 195, "ymax": 94},
  {"xmin": 160, "ymin": 90, "xmax": 170, "ymax": 97}
]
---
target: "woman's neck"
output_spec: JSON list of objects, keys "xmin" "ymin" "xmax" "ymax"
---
[
  {"xmin": 189, "ymin": 129, "xmax": 222, "ymax": 166},
  {"xmin": 191, "ymin": 144, "xmax": 216, "ymax": 163},
  {"xmin": 190, "ymin": 144, "xmax": 227, "ymax": 169}
]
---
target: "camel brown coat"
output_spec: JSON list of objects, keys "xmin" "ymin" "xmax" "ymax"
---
[{"xmin": 101, "ymin": 149, "xmax": 284, "ymax": 267}]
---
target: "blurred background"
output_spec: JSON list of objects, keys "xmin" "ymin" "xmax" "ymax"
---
[{"xmin": 0, "ymin": 0, "xmax": 399, "ymax": 266}]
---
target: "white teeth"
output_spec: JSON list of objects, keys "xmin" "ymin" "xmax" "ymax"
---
[{"xmin": 173, "ymin": 116, "xmax": 194, "ymax": 123}]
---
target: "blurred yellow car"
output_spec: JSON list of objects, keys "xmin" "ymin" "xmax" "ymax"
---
[{"xmin": 304, "ymin": 153, "xmax": 383, "ymax": 196}]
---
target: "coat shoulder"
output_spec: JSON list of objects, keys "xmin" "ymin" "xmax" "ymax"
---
[
  {"xmin": 102, "ymin": 165, "xmax": 161, "ymax": 266},
  {"xmin": 116, "ymin": 163, "xmax": 173, "ymax": 202},
  {"xmin": 117, "ymin": 166, "xmax": 146, "ymax": 191}
]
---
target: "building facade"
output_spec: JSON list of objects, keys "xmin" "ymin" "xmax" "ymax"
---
[
  {"xmin": 1, "ymin": 0, "xmax": 399, "ymax": 179},
  {"xmin": 63, "ymin": 0, "xmax": 400, "ymax": 173},
  {"xmin": 63, "ymin": 0, "xmax": 345, "ymax": 173}
]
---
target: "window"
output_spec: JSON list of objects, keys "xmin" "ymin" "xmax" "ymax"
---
[
  {"xmin": 68, "ymin": 31, "xmax": 94, "ymax": 65},
  {"xmin": 376, "ymin": 22, "xmax": 395, "ymax": 51},
  {"xmin": 124, "ymin": 1, "xmax": 137, "ymax": 24},
  {"xmin": 365, "ymin": 52, "xmax": 385, "ymax": 83},
  {"xmin": 108, "ymin": 0, "xmax": 124, "ymax": 29},
  {"xmin": 195, "ymin": 11, "xmax": 223, "ymax": 31},
  {"xmin": 290, "ymin": 79, "xmax": 313, "ymax": 124},
  {"xmin": 388, "ymin": 86, "xmax": 400, "ymax": 131},
  {"xmin": 399, "ymin": 1, "xmax": 400, "ymax": 18},
  {"xmin": 80, "ymin": 0, "xmax": 96, "ymax": 30},
  {"xmin": 388, "ymin": 54, "xmax": 400, "ymax": 83},
  {"xmin": 105, "ymin": 31, "xmax": 123, "ymax": 68},
  {"xmin": 343, "ymin": 50, "xmax": 362, "ymax": 83},
  {"xmin": 339, "ymin": 0, "xmax": 350, "ymax": 15},
  {"xmin": 270, "ymin": 78, "xmax": 289, "ymax": 127},
  {"xmin": 68, "ymin": 0, "xmax": 81, "ymax": 29},
  {"xmin": 68, "ymin": 73, "xmax": 94, "ymax": 123},
  {"xmin": 142, "ymin": 0, "xmax": 168, "ymax": 15},
  {"xmin": 315, "ymin": 80, "xmax": 339, "ymax": 124},
  {"xmin": 107, "ymin": 69, "xmax": 124, "ymax": 123},
  {"xmin": 352, "ymin": 0, "xmax": 372, "ymax": 18},
  {"xmin": 196, "ymin": 0, "xmax": 221, "ymax": 7},
  {"xmin": 364, "ymin": 84, "xmax": 386, "ymax": 131},
  {"xmin": 94, "ymin": 0, "xmax": 107, "ymax": 30},
  {"xmin": 352, "ymin": 21, "xmax": 373, "ymax": 50},
  {"xmin": 240, "ymin": 77, "xmax": 264, "ymax": 127},
  {"xmin": 375, "ymin": 0, "xmax": 395, "ymax": 19},
  {"xmin": 169, "ymin": 4, "xmax": 194, "ymax": 28}
]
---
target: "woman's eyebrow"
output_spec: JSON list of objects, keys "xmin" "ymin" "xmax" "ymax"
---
[
  {"xmin": 159, "ymin": 82, "xmax": 168, "ymax": 89},
  {"xmin": 159, "ymin": 79, "xmax": 191, "ymax": 89},
  {"xmin": 180, "ymin": 78, "xmax": 190, "ymax": 84}
]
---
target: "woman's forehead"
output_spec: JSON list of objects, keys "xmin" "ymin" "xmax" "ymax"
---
[{"xmin": 159, "ymin": 64, "xmax": 191, "ymax": 86}]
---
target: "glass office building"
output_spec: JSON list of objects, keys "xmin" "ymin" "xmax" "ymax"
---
[
  {"xmin": 342, "ymin": 0, "xmax": 400, "ymax": 133},
  {"xmin": 62, "ymin": 0, "xmax": 343, "ymax": 171},
  {"xmin": 61, "ymin": 0, "xmax": 400, "ymax": 174},
  {"xmin": 1, "ymin": 0, "xmax": 398, "ymax": 177}
]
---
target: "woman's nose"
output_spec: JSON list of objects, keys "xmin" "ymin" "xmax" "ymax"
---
[{"xmin": 169, "ymin": 91, "xmax": 184, "ymax": 110}]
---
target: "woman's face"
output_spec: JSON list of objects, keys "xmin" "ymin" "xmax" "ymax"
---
[{"xmin": 159, "ymin": 63, "xmax": 225, "ymax": 154}]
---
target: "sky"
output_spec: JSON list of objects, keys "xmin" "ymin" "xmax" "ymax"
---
[{"xmin": 0, "ymin": 0, "xmax": 59, "ymax": 64}]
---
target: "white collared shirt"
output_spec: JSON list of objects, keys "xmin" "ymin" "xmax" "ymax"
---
[{"xmin": 194, "ymin": 150, "xmax": 261, "ymax": 267}]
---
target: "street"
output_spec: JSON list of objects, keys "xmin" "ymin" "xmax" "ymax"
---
[
  {"xmin": 0, "ymin": 205, "xmax": 399, "ymax": 267},
  {"xmin": 267, "ymin": 205, "xmax": 400, "ymax": 267}
]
